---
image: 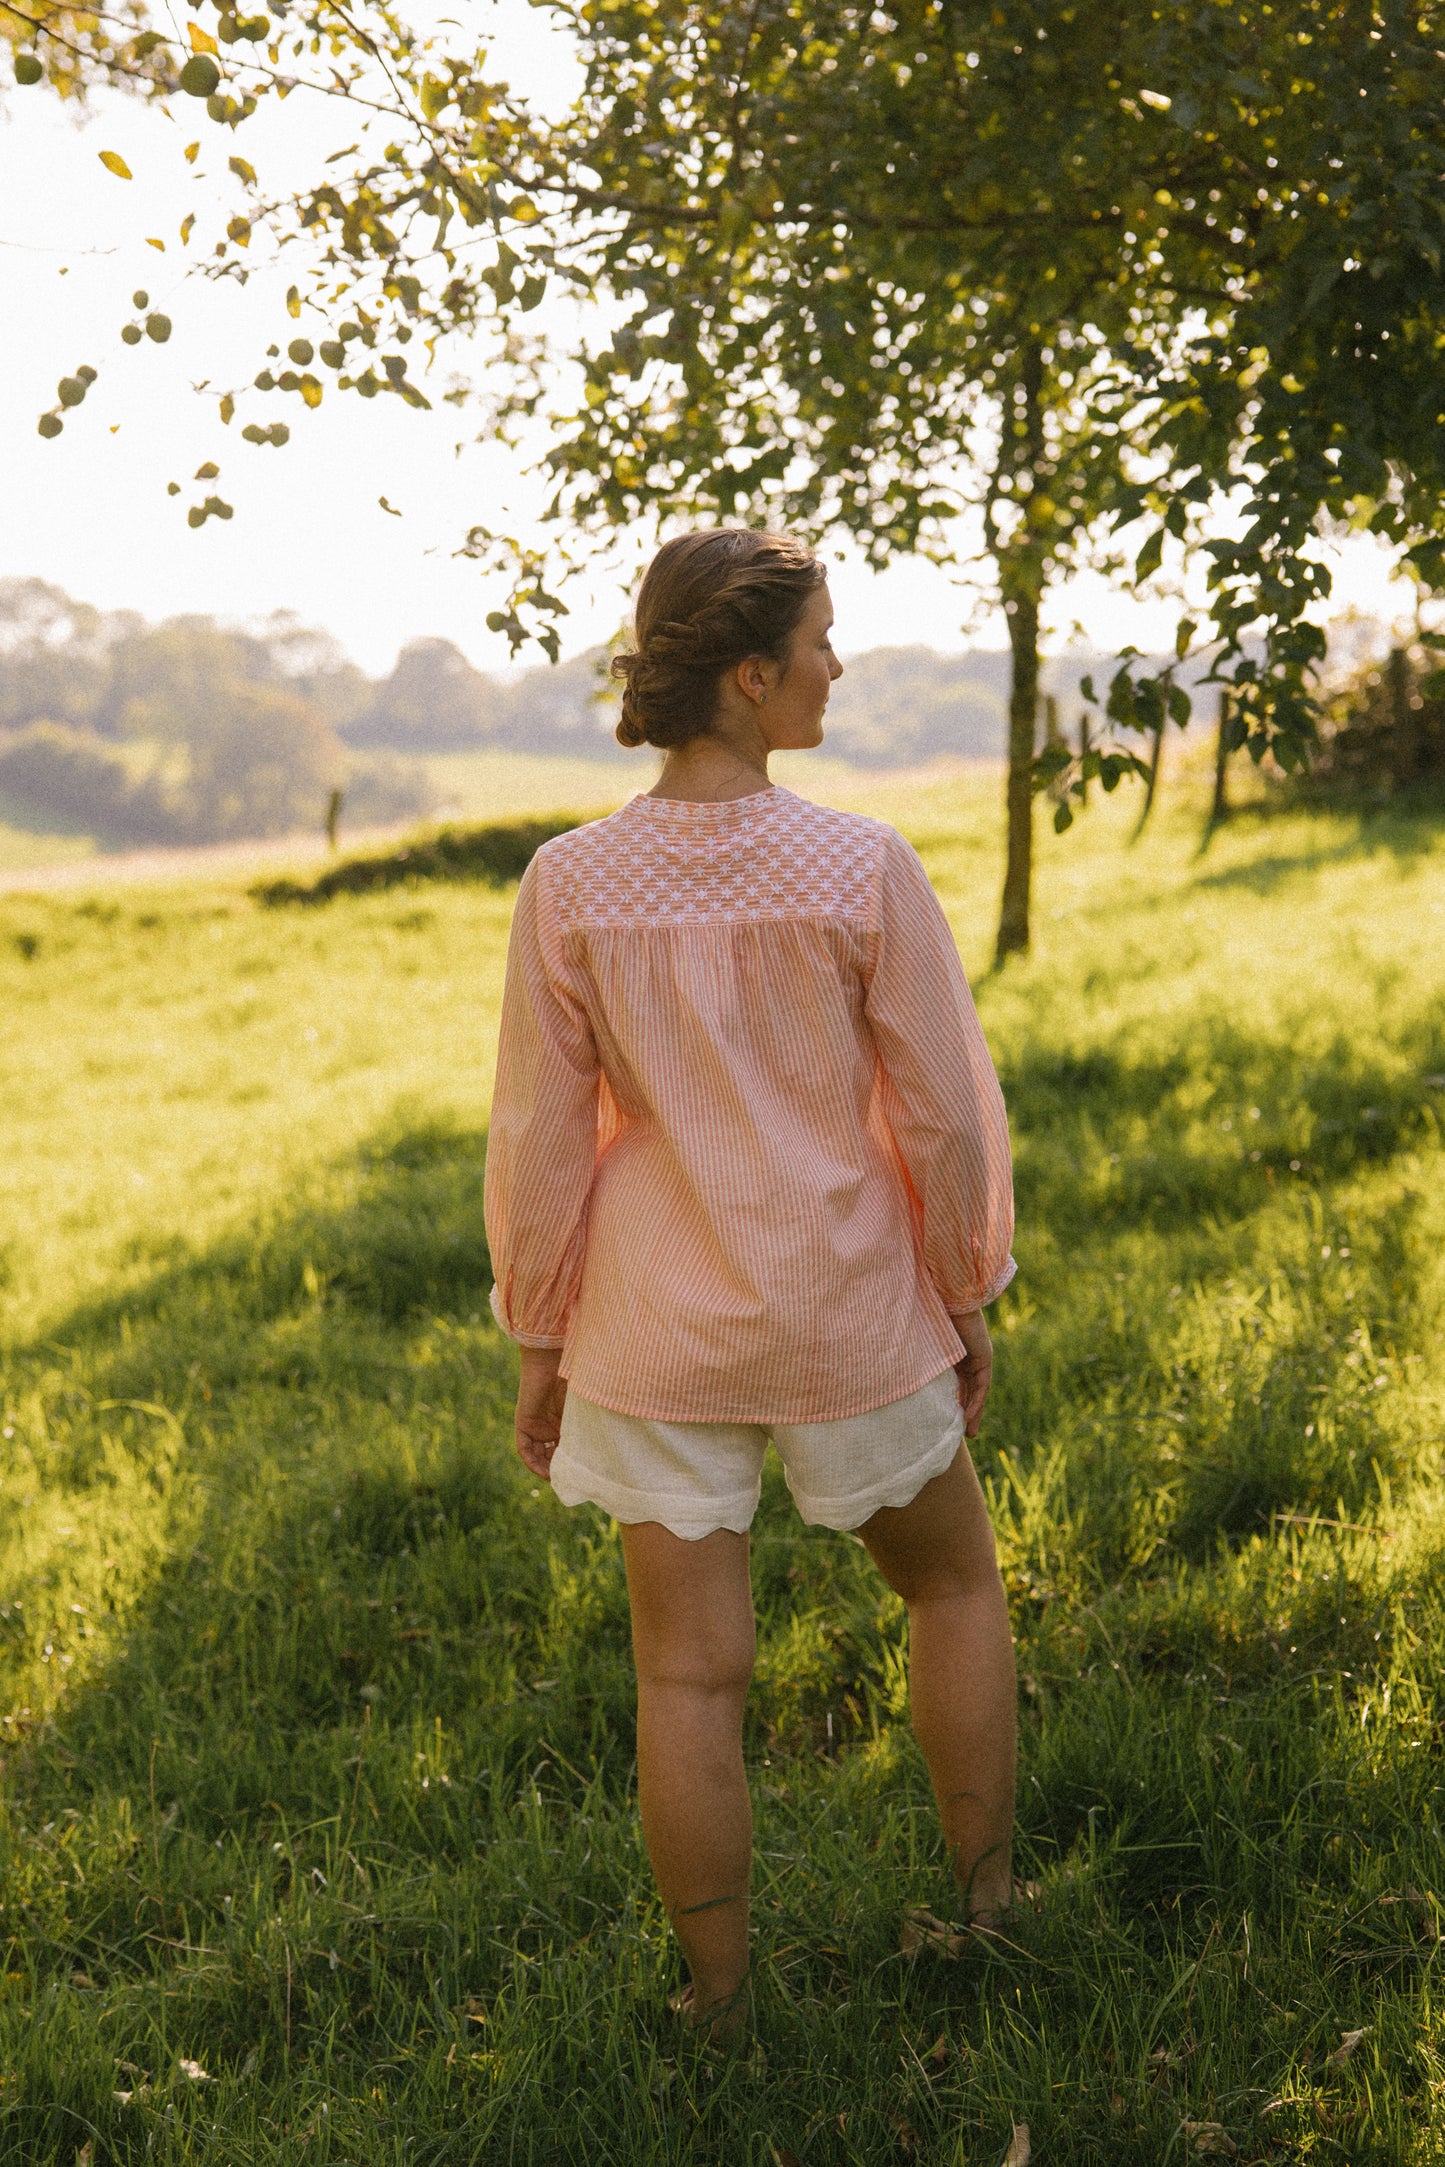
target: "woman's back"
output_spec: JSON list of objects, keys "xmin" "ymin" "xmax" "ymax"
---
[{"xmin": 484, "ymin": 785, "xmax": 1014, "ymax": 1423}]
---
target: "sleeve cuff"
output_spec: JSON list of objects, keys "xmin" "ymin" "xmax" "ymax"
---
[
  {"xmin": 946, "ymin": 1255, "xmax": 1017, "ymax": 1316},
  {"xmin": 488, "ymin": 1282, "xmax": 567, "ymax": 1350}
]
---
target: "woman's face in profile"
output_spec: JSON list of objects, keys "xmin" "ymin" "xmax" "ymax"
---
[{"xmin": 761, "ymin": 583, "xmax": 844, "ymax": 752}]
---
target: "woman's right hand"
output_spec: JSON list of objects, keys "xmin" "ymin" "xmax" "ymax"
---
[
  {"xmin": 951, "ymin": 1310, "xmax": 993, "ymax": 1438},
  {"xmin": 515, "ymin": 1346, "xmax": 568, "ymax": 1479}
]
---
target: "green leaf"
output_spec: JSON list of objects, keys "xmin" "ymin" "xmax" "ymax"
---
[
  {"xmin": 1053, "ymin": 800, "xmax": 1074, "ymax": 833},
  {"xmin": 194, "ymin": 461, "xmax": 220, "ymax": 480},
  {"xmin": 229, "ymin": 156, "xmax": 258, "ymax": 187},
  {"xmin": 1174, "ymin": 618, "xmax": 1196, "ymax": 661},
  {"xmin": 1134, "ymin": 529, "xmax": 1164, "ymax": 582}
]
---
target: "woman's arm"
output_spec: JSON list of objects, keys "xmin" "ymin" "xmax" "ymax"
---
[
  {"xmin": 864, "ymin": 828, "xmax": 1016, "ymax": 1318},
  {"xmin": 484, "ymin": 856, "xmax": 601, "ymax": 1396}
]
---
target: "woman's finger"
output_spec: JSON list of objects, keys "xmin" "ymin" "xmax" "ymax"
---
[{"xmin": 516, "ymin": 1430, "xmax": 558, "ymax": 1480}]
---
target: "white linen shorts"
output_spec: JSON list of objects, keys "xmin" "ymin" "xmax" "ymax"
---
[{"xmin": 549, "ymin": 1369, "xmax": 964, "ymax": 1542}]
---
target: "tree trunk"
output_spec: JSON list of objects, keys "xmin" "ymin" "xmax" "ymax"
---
[
  {"xmin": 994, "ymin": 573, "xmax": 1041, "ymax": 965},
  {"xmin": 1388, "ymin": 646, "xmax": 1419, "ymax": 789},
  {"xmin": 1208, "ymin": 692, "xmax": 1231, "ymax": 834},
  {"xmin": 1132, "ymin": 718, "xmax": 1165, "ymax": 839}
]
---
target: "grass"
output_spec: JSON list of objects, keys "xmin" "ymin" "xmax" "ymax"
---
[{"xmin": 2, "ymin": 759, "xmax": 1444, "ymax": 2164}]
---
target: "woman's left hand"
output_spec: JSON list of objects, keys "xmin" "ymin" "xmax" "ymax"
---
[{"xmin": 515, "ymin": 1346, "xmax": 568, "ymax": 1479}]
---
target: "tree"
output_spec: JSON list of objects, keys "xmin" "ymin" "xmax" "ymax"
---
[
  {"xmin": 343, "ymin": 637, "xmax": 496, "ymax": 753},
  {"xmin": 8, "ymin": 2, "xmax": 1445, "ymax": 950}
]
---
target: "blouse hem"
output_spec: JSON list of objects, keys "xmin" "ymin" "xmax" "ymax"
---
[{"xmin": 556, "ymin": 1346, "xmax": 964, "ymax": 1429}]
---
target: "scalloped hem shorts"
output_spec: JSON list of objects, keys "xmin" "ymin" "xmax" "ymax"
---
[{"xmin": 549, "ymin": 1369, "xmax": 964, "ymax": 1542}]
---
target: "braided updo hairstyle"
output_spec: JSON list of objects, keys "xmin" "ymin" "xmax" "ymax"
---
[{"xmin": 610, "ymin": 528, "xmax": 827, "ymax": 750}]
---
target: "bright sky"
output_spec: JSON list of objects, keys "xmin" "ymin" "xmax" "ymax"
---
[{"xmin": 0, "ymin": 7, "xmax": 1417, "ymax": 679}]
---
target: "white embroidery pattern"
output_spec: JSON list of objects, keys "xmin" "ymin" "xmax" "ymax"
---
[{"xmin": 543, "ymin": 790, "xmax": 884, "ymax": 928}]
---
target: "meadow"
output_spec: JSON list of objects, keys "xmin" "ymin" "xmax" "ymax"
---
[{"xmin": 1, "ymin": 759, "xmax": 1443, "ymax": 2165}]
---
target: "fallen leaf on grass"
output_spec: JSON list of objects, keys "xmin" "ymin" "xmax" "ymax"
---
[
  {"xmin": 75, "ymin": 2145, "xmax": 94, "ymax": 2166},
  {"xmin": 1326, "ymin": 2027, "xmax": 1368, "ymax": 2068},
  {"xmin": 177, "ymin": 2057, "xmax": 215, "ymax": 2083},
  {"xmin": 461, "ymin": 1996, "xmax": 487, "ymax": 2026},
  {"xmin": 770, "ymin": 2149, "xmax": 802, "ymax": 2167},
  {"xmin": 889, "ymin": 2112, "xmax": 919, "ymax": 2154},
  {"xmin": 925, "ymin": 2031, "xmax": 950, "ymax": 2071},
  {"xmin": 1180, "ymin": 2122, "xmax": 1236, "ymax": 2156},
  {"xmin": 899, "ymin": 1907, "xmax": 966, "ymax": 1959},
  {"xmin": 1002, "ymin": 2122, "xmax": 1031, "ymax": 2166}
]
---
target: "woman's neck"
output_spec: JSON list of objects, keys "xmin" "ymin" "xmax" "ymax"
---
[{"xmin": 648, "ymin": 713, "xmax": 774, "ymax": 804}]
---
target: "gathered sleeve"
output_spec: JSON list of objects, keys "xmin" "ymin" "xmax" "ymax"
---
[
  {"xmin": 484, "ymin": 853, "xmax": 601, "ymax": 1348},
  {"xmin": 864, "ymin": 829, "xmax": 1016, "ymax": 1314}
]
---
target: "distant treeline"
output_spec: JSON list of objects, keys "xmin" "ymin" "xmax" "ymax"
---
[
  {"xmin": 0, "ymin": 576, "xmax": 1225, "ymax": 849},
  {"xmin": 0, "ymin": 581, "xmax": 431, "ymax": 848}
]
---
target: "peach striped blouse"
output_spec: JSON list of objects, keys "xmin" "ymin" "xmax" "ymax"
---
[{"xmin": 484, "ymin": 786, "xmax": 1015, "ymax": 1423}]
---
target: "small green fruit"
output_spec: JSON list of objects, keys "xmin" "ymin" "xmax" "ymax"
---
[
  {"xmin": 132, "ymin": 289, "xmax": 149, "ymax": 309},
  {"xmin": 179, "ymin": 54, "xmax": 220, "ymax": 96},
  {"xmin": 145, "ymin": 313, "xmax": 172, "ymax": 343},
  {"xmin": 37, "ymin": 413, "xmax": 63, "ymax": 438},
  {"xmin": 58, "ymin": 376, "xmax": 87, "ymax": 408},
  {"xmin": 287, "ymin": 339, "xmax": 314, "ymax": 366},
  {"xmin": 15, "ymin": 53, "xmax": 44, "ymax": 85},
  {"xmin": 121, "ymin": 324, "xmax": 143, "ymax": 345}
]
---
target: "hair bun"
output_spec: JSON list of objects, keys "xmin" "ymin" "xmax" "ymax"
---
[{"xmin": 609, "ymin": 529, "xmax": 824, "ymax": 752}]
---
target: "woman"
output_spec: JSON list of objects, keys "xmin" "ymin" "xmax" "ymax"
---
[{"xmin": 484, "ymin": 528, "xmax": 1017, "ymax": 2038}]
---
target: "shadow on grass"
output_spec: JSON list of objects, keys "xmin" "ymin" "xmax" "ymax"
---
[
  {"xmin": 1189, "ymin": 788, "xmax": 1445, "ymax": 894},
  {"xmin": 3, "ymin": 1082, "xmax": 1443, "ymax": 2162}
]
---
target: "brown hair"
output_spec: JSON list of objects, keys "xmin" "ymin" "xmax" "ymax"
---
[{"xmin": 610, "ymin": 529, "xmax": 826, "ymax": 750}]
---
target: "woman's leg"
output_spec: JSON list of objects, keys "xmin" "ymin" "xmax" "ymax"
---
[
  {"xmin": 619, "ymin": 1521, "xmax": 756, "ymax": 2020},
  {"xmin": 858, "ymin": 1448, "xmax": 1017, "ymax": 1919}
]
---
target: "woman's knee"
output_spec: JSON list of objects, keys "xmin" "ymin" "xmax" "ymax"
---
[{"xmin": 635, "ymin": 1618, "xmax": 756, "ymax": 1701}]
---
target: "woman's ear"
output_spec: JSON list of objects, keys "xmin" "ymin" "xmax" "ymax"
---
[{"xmin": 733, "ymin": 655, "xmax": 770, "ymax": 709}]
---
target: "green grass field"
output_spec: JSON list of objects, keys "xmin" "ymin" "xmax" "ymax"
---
[{"xmin": 2, "ymin": 763, "xmax": 1444, "ymax": 2165}]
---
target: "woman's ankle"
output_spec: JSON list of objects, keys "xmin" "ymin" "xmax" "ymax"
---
[{"xmin": 677, "ymin": 1971, "xmax": 751, "ymax": 2045}]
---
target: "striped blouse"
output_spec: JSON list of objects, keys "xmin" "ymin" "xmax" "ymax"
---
[{"xmin": 484, "ymin": 786, "xmax": 1015, "ymax": 1423}]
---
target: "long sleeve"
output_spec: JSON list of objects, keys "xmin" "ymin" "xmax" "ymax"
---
[
  {"xmin": 484, "ymin": 853, "xmax": 601, "ymax": 1348},
  {"xmin": 863, "ymin": 829, "xmax": 1016, "ymax": 1313}
]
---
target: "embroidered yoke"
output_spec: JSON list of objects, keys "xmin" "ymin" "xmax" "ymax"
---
[{"xmin": 484, "ymin": 786, "xmax": 1016, "ymax": 1423}]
